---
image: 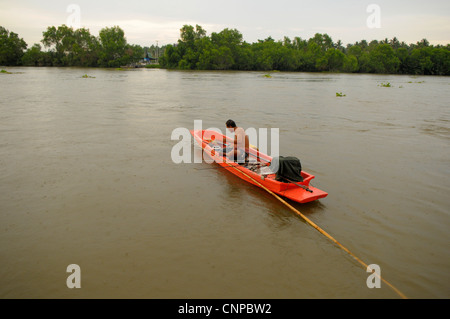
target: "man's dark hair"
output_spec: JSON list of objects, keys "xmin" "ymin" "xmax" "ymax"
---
[{"xmin": 226, "ymin": 119, "xmax": 237, "ymax": 128}]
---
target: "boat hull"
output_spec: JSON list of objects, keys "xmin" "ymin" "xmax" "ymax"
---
[{"xmin": 191, "ymin": 130, "xmax": 328, "ymax": 204}]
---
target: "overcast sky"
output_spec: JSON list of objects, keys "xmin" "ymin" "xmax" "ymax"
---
[{"xmin": 1, "ymin": 0, "xmax": 449, "ymax": 47}]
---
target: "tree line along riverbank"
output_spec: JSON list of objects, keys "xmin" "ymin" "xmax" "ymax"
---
[
  {"xmin": 0, "ymin": 25, "xmax": 162, "ymax": 68},
  {"xmin": 1, "ymin": 24, "xmax": 449, "ymax": 75}
]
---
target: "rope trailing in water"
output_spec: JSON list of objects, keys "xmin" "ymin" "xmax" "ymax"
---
[{"xmin": 224, "ymin": 161, "xmax": 408, "ymax": 299}]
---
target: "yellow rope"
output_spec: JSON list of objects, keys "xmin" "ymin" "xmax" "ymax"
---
[{"xmin": 225, "ymin": 162, "xmax": 408, "ymax": 299}]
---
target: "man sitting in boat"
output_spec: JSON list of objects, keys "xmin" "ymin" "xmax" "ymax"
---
[{"xmin": 223, "ymin": 119, "xmax": 250, "ymax": 163}]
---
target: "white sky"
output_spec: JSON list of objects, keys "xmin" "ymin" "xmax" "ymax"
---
[{"xmin": 1, "ymin": 0, "xmax": 449, "ymax": 47}]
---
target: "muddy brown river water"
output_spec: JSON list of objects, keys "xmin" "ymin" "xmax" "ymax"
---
[{"xmin": 0, "ymin": 67, "xmax": 449, "ymax": 298}]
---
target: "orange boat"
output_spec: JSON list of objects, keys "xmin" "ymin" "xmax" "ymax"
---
[{"xmin": 191, "ymin": 130, "xmax": 328, "ymax": 204}]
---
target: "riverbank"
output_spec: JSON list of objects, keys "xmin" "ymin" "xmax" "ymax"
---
[
  {"xmin": 2, "ymin": 65, "xmax": 449, "ymax": 78},
  {"xmin": 1, "ymin": 24, "xmax": 449, "ymax": 75}
]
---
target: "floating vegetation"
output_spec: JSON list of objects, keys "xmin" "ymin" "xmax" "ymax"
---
[
  {"xmin": 336, "ymin": 92, "xmax": 346, "ymax": 97},
  {"xmin": 1, "ymin": 69, "xmax": 12, "ymax": 74},
  {"xmin": 379, "ymin": 82, "xmax": 392, "ymax": 87},
  {"xmin": 82, "ymin": 74, "xmax": 95, "ymax": 78},
  {"xmin": 145, "ymin": 64, "xmax": 161, "ymax": 69},
  {"xmin": 407, "ymin": 80, "xmax": 425, "ymax": 84},
  {"xmin": 263, "ymin": 74, "xmax": 272, "ymax": 78}
]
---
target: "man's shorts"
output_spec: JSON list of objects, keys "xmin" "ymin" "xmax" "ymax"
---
[{"xmin": 223, "ymin": 147, "xmax": 249, "ymax": 163}]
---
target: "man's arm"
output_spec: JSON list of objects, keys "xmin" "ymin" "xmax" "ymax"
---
[{"xmin": 225, "ymin": 135, "xmax": 238, "ymax": 157}]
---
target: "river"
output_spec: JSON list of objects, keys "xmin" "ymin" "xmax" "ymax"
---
[{"xmin": 0, "ymin": 67, "xmax": 449, "ymax": 298}]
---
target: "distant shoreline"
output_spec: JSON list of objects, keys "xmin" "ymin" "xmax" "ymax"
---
[
  {"xmin": 1, "ymin": 24, "xmax": 449, "ymax": 76},
  {"xmin": 2, "ymin": 65, "xmax": 449, "ymax": 77}
]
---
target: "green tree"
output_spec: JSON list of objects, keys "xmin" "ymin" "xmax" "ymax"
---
[
  {"xmin": 196, "ymin": 37, "xmax": 214, "ymax": 69},
  {"xmin": 71, "ymin": 28, "xmax": 99, "ymax": 67},
  {"xmin": 98, "ymin": 26, "xmax": 128, "ymax": 67},
  {"xmin": 342, "ymin": 55, "xmax": 359, "ymax": 73},
  {"xmin": 309, "ymin": 33, "xmax": 334, "ymax": 52},
  {"xmin": 176, "ymin": 25, "xmax": 209, "ymax": 69},
  {"xmin": 292, "ymin": 37, "xmax": 307, "ymax": 51},
  {"xmin": 128, "ymin": 44, "xmax": 145, "ymax": 63},
  {"xmin": 208, "ymin": 46, "xmax": 234, "ymax": 70},
  {"xmin": 22, "ymin": 43, "xmax": 45, "ymax": 66},
  {"xmin": 409, "ymin": 46, "xmax": 443, "ymax": 75},
  {"xmin": 347, "ymin": 44, "xmax": 362, "ymax": 58},
  {"xmin": 210, "ymin": 28, "xmax": 243, "ymax": 69},
  {"xmin": 304, "ymin": 41, "xmax": 322, "ymax": 71},
  {"xmin": 42, "ymin": 25, "xmax": 76, "ymax": 66},
  {"xmin": 360, "ymin": 43, "xmax": 400, "ymax": 73},
  {"xmin": 273, "ymin": 45, "xmax": 299, "ymax": 71},
  {"xmin": 430, "ymin": 47, "xmax": 450, "ymax": 75},
  {"xmin": 0, "ymin": 26, "xmax": 27, "ymax": 65},
  {"xmin": 335, "ymin": 39, "xmax": 345, "ymax": 52},
  {"xmin": 159, "ymin": 44, "xmax": 181, "ymax": 69},
  {"xmin": 211, "ymin": 28, "xmax": 242, "ymax": 48},
  {"xmin": 251, "ymin": 38, "xmax": 278, "ymax": 71},
  {"xmin": 234, "ymin": 42, "xmax": 255, "ymax": 70},
  {"xmin": 415, "ymin": 38, "xmax": 430, "ymax": 49},
  {"xmin": 389, "ymin": 37, "xmax": 401, "ymax": 50},
  {"xmin": 178, "ymin": 24, "xmax": 207, "ymax": 51},
  {"xmin": 325, "ymin": 48, "xmax": 345, "ymax": 72},
  {"xmin": 156, "ymin": 24, "xmax": 450, "ymax": 75},
  {"xmin": 41, "ymin": 25, "xmax": 101, "ymax": 66},
  {"xmin": 179, "ymin": 25, "xmax": 196, "ymax": 48},
  {"xmin": 395, "ymin": 47, "xmax": 411, "ymax": 74}
]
